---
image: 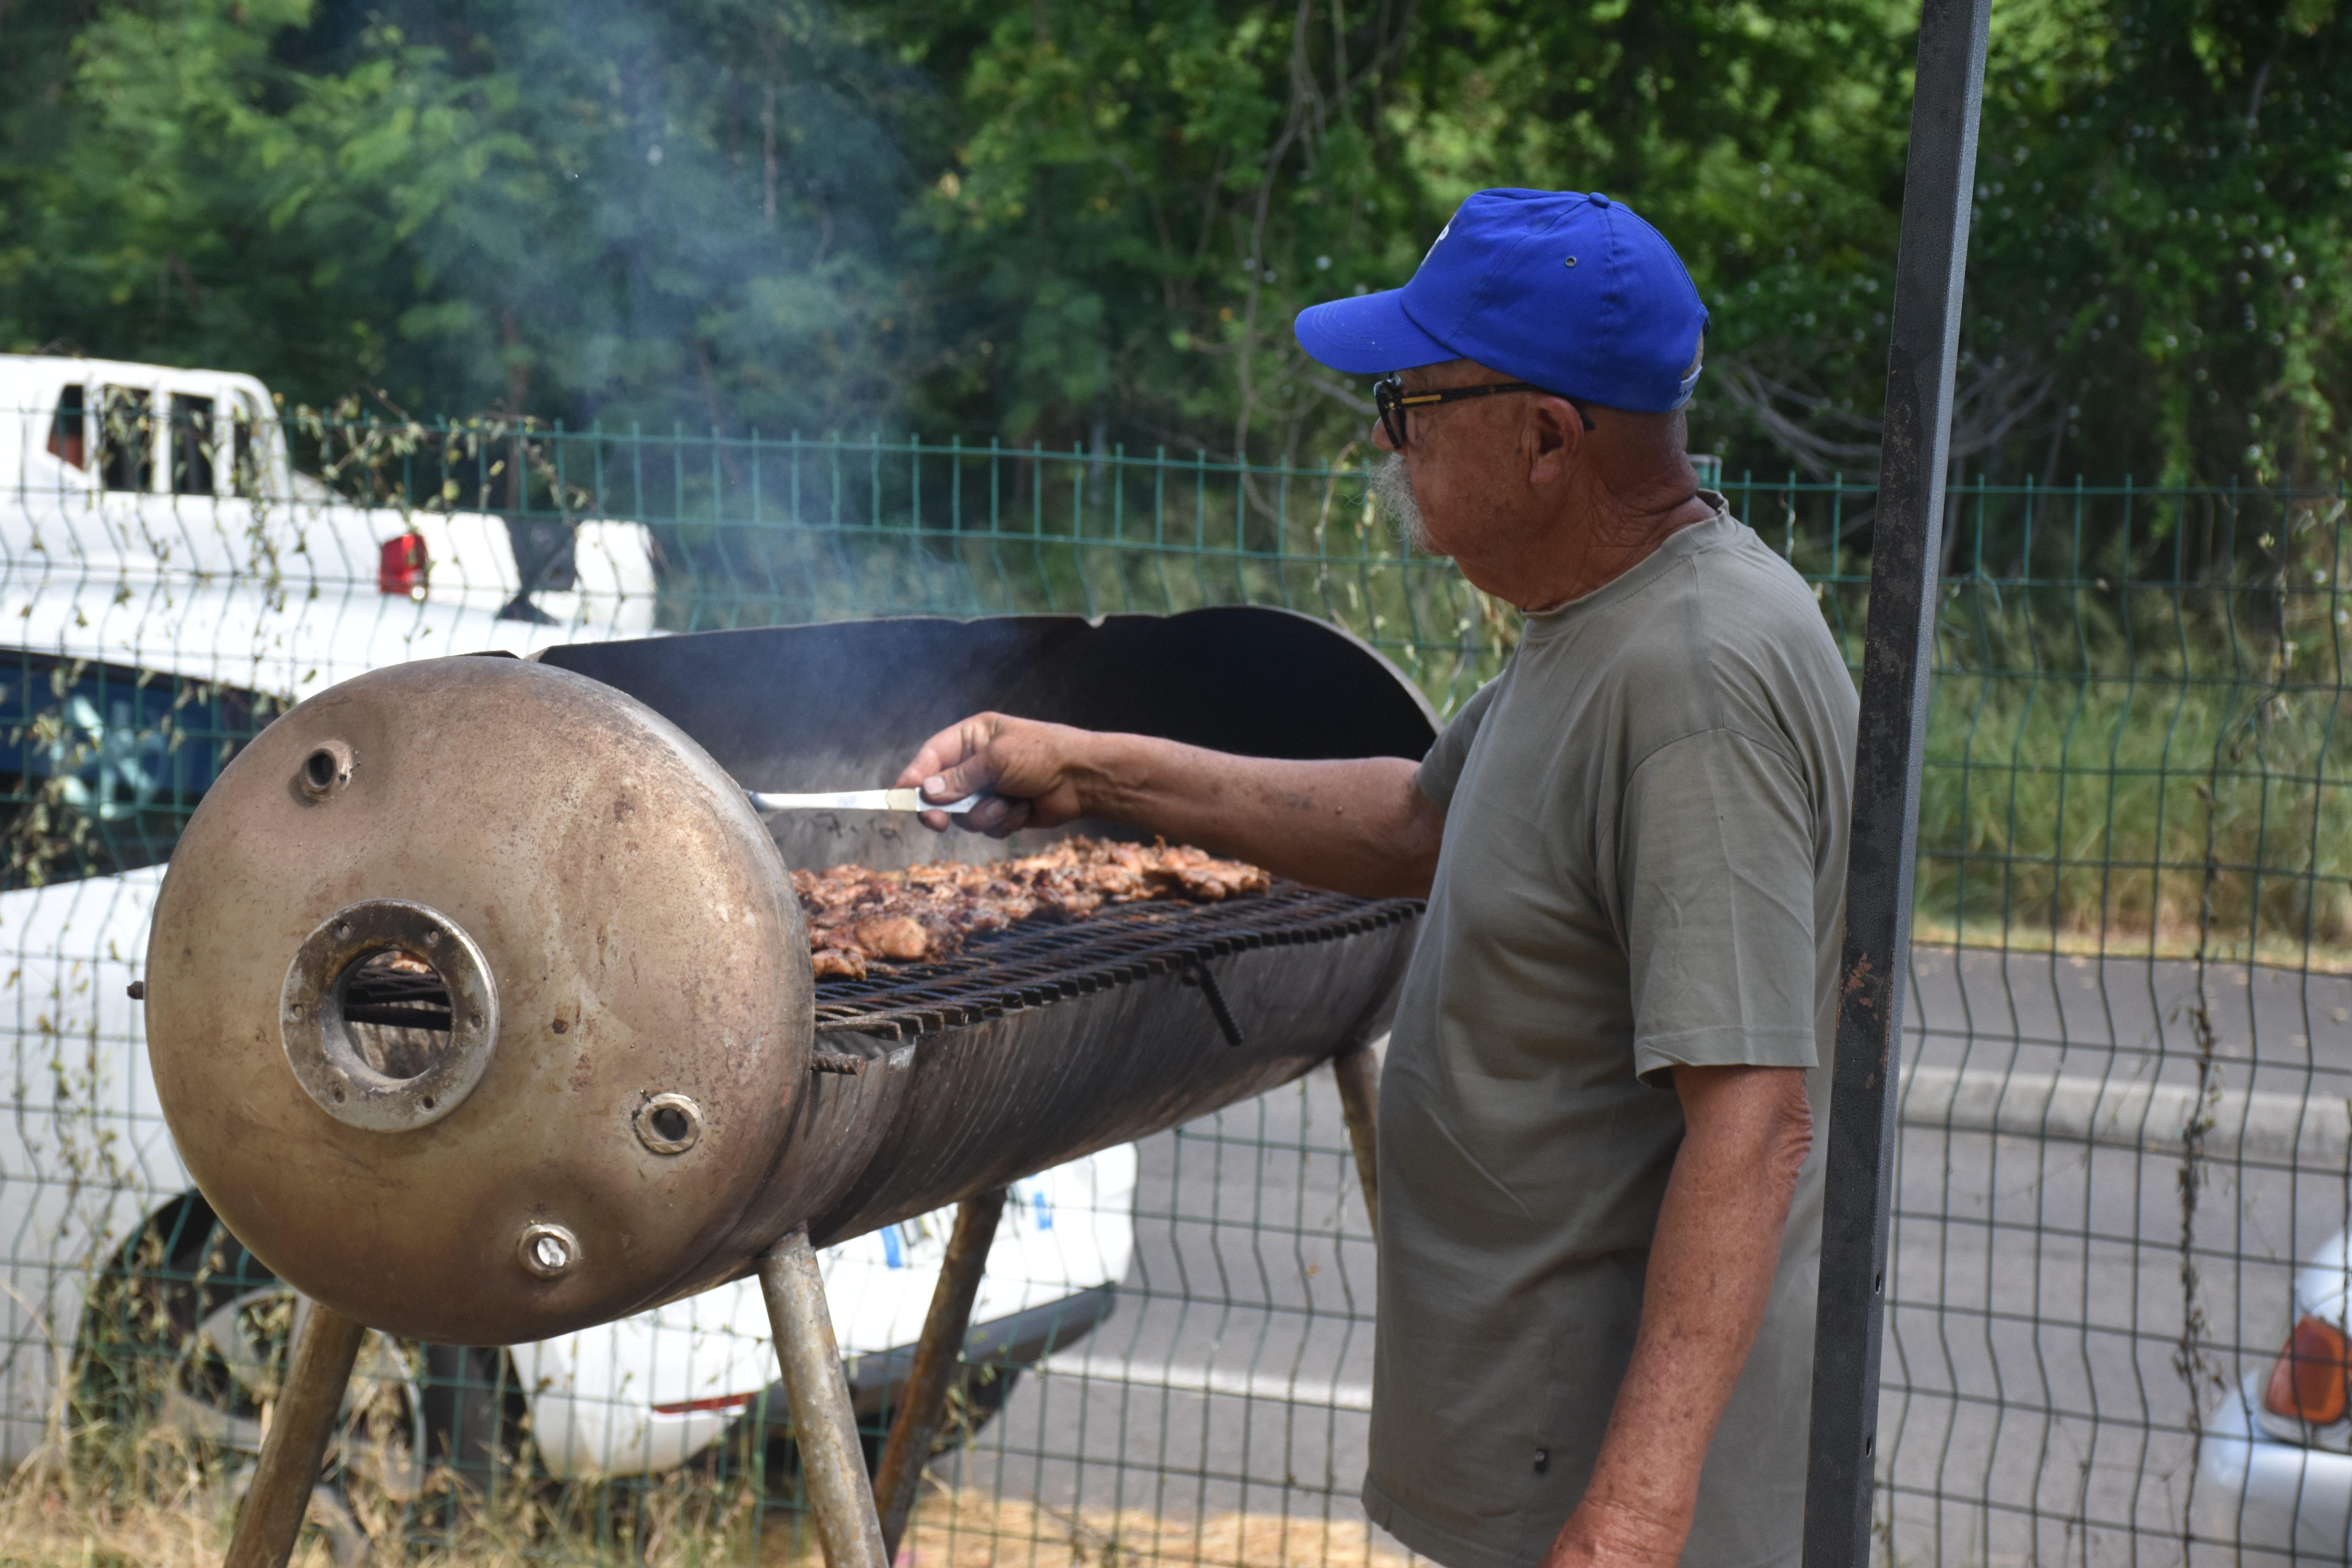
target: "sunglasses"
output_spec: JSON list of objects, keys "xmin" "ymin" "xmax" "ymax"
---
[{"xmin": 1374, "ymin": 376, "xmax": 1597, "ymax": 450}]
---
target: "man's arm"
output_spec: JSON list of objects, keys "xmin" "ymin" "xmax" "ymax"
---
[
  {"xmin": 1544, "ymin": 1064, "xmax": 1815, "ymax": 1568},
  {"xmin": 893, "ymin": 712, "xmax": 1443, "ymax": 900}
]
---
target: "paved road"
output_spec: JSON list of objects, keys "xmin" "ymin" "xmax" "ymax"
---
[{"xmin": 938, "ymin": 944, "xmax": 2352, "ymax": 1566}]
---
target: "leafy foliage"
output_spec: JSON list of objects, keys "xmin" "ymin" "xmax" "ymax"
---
[{"xmin": 0, "ymin": 0, "xmax": 2345, "ymax": 486}]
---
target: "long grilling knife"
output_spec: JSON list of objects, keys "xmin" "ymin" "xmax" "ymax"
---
[{"xmin": 746, "ymin": 788, "xmax": 986, "ymax": 815}]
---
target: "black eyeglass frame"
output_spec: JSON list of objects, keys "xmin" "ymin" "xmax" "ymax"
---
[{"xmin": 1374, "ymin": 375, "xmax": 1597, "ymax": 449}]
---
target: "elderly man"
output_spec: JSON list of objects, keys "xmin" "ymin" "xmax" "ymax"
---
[{"xmin": 895, "ymin": 188, "xmax": 1855, "ymax": 1568}]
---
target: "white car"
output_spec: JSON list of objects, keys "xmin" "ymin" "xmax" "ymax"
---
[
  {"xmin": 2201, "ymin": 1229, "xmax": 2352, "ymax": 1563},
  {"xmin": 1, "ymin": 355, "xmax": 1132, "ymax": 1520}
]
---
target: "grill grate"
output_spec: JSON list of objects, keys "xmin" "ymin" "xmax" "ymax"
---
[
  {"xmin": 812, "ymin": 883, "xmax": 1420, "ymax": 1044},
  {"xmin": 333, "ymin": 886, "xmax": 1420, "ymax": 1049},
  {"xmin": 341, "ymin": 967, "xmax": 455, "ymax": 1031}
]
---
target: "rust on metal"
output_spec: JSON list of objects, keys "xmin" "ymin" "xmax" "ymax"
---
[
  {"xmin": 278, "ymin": 897, "xmax": 499, "ymax": 1132},
  {"xmin": 759, "ymin": 1227, "xmax": 890, "ymax": 1568},
  {"xmin": 221, "ymin": 1301, "xmax": 367, "ymax": 1568},
  {"xmin": 872, "ymin": 1187, "xmax": 1010, "ymax": 1557}
]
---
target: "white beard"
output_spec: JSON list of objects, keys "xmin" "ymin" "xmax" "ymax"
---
[{"xmin": 1372, "ymin": 454, "xmax": 1436, "ymax": 553}]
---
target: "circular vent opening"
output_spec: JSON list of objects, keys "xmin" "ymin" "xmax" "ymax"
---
[{"xmin": 334, "ymin": 948, "xmax": 454, "ymax": 1083}]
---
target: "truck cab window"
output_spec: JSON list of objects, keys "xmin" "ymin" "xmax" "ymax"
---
[
  {"xmin": 44, "ymin": 386, "xmax": 87, "ymax": 470},
  {"xmin": 230, "ymin": 398, "xmax": 267, "ymax": 500},
  {"xmin": 98, "ymin": 388, "xmax": 154, "ymax": 493},
  {"xmin": 0, "ymin": 655, "xmax": 275, "ymax": 888},
  {"xmin": 171, "ymin": 395, "xmax": 216, "ymax": 495}
]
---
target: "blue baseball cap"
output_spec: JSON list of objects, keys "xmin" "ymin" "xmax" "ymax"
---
[{"xmin": 1294, "ymin": 188, "xmax": 1708, "ymax": 413}]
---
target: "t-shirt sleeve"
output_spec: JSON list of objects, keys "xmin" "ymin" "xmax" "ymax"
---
[
  {"xmin": 1413, "ymin": 677, "xmax": 1500, "ymax": 813},
  {"xmin": 1620, "ymin": 726, "xmax": 1824, "ymax": 1084}
]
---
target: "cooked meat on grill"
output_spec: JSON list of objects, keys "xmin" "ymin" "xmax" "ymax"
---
[{"xmin": 795, "ymin": 837, "xmax": 1272, "ymax": 978}]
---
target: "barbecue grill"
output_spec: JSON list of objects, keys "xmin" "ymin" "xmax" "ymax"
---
[{"xmin": 141, "ymin": 606, "xmax": 1433, "ymax": 1568}]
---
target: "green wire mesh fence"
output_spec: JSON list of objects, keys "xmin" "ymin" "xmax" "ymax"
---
[{"xmin": 6, "ymin": 368, "xmax": 2352, "ymax": 1566}]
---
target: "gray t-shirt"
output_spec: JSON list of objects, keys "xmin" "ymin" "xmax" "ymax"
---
[{"xmin": 1362, "ymin": 501, "xmax": 1856, "ymax": 1568}]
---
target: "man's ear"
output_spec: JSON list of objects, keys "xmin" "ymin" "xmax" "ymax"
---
[{"xmin": 1524, "ymin": 397, "xmax": 1585, "ymax": 479}]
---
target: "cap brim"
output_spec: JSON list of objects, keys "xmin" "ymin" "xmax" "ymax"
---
[{"xmin": 1294, "ymin": 289, "xmax": 1457, "ymax": 375}]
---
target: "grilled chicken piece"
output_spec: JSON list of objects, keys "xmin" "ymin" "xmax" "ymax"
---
[{"xmin": 794, "ymin": 837, "xmax": 1268, "ymax": 974}]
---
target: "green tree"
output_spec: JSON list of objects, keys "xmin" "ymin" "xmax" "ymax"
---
[{"xmin": 3, "ymin": 0, "xmax": 2346, "ymax": 489}]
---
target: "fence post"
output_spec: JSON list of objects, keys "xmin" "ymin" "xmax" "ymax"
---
[{"xmin": 1800, "ymin": 0, "xmax": 1991, "ymax": 1564}]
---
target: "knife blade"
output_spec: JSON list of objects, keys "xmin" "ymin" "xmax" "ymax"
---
[{"xmin": 746, "ymin": 788, "xmax": 986, "ymax": 815}]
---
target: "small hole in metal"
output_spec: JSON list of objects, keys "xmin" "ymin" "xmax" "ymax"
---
[
  {"xmin": 331, "ymin": 1089, "xmax": 345, "ymax": 1103},
  {"xmin": 304, "ymin": 748, "xmax": 339, "ymax": 791},
  {"xmin": 336, "ymin": 924, "xmax": 353, "ymax": 942},
  {"xmin": 419, "ymin": 1096, "xmax": 435, "ymax": 1111},
  {"xmin": 649, "ymin": 1105, "xmax": 690, "ymax": 1143}
]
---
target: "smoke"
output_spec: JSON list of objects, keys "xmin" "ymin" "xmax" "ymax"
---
[{"xmin": 348, "ymin": 0, "xmax": 926, "ymax": 437}]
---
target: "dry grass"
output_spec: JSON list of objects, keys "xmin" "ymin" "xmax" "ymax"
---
[
  {"xmin": 0, "ymin": 1464, "xmax": 1410, "ymax": 1568},
  {"xmin": 892, "ymin": 1486, "xmax": 1413, "ymax": 1568}
]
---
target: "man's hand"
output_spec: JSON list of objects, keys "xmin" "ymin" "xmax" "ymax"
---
[
  {"xmin": 895, "ymin": 712, "xmax": 1096, "ymax": 838},
  {"xmin": 1540, "ymin": 1064, "xmax": 1814, "ymax": 1568},
  {"xmin": 888, "ymin": 713, "xmax": 1443, "ymax": 898}
]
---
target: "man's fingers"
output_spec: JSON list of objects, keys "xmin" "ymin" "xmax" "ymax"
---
[
  {"xmin": 979, "ymin": 797, "xmax": 1033, "ymax": 836},
  {"xmin": 916, "ymin": 795, "xmax": 1030, "ymax": 837},
  {"xmin": 895, "ymin": 713, "xmax": 1004, "ymax": 790}
]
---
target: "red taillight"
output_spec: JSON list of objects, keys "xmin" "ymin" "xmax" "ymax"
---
[
  {"xmin": 650, "ymin": 1392, "xmax": 758, "ymax": 1417},
  {"xmin": 379, "ymin": 532, "xmax": 429, "ymax": 597},
  {"xmin": 2264, "ymin": 1315, "xmax": 2350, "ymax": 1425}
]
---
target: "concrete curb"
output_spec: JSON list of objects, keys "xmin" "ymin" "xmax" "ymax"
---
[{"xmin": 1900, "ymin": 1063, "xmax": 2352, "ymax": 1167}]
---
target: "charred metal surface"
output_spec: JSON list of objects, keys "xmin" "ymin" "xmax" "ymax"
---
[
  {"xmin": 1330, "ymin": 1042, "xmax": 1381, "ymax": 1238},
  {"xmin": 221, "ymin": 1301, "xmax": 365, "ymax": 1568},
  {"xmin": 1803, "ymin": 1, "xmax": 1991, "ymax": 1563},
  {"xmin": 1183, "ymin": 960, "xmax": 1246, "ymax": 1047},
  {"xmin": 873, "ymin": 1187, "xmax": 1008, "ymax": 1558},
  {"xmin": 146, "ymin": 657, "xmax": 812, "ymax": 1345},
  {"xmin": 536, "ymin": 607, "xmax": 1437, "ymax": 873},
  {"xmin": 808, "ymin": 886, "xmax": 1418, "ymax": 1042},
  {"xmin": 760, "ymin": 1228, "xmax": 890, "ymax": 1568},
  {"xmin": 767, "ymin": 915, "xmax": 1417, "ymax": 1261},
  {"xmin": 809, "ymin": 1050, "xmax": 869, "ymax": 1076}
]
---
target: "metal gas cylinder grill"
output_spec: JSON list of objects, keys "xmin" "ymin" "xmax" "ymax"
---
[{"xmin": 143, "ymin": 607, "xmax": 1432, "ymax": 1568}]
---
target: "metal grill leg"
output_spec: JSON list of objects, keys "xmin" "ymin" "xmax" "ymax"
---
[
  {"xmin": 871, "ymin": 1187, "xmax": 1007, "ymax": 1559},
  {"xmin": 759, "ymin": 1227, "xmax": 890, "ymax": 1568},
  {"xmin": 222, "ymin": 1301, "xmax": 367, "ymax": 1568},
  {"xmin": 1332, "ymin": 1039, "xmax": 1380, "ymax": 1238}
]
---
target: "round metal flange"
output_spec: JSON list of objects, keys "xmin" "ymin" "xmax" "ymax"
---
[
  {"xmin": 298, "ymin": 738, "xmax": 356, "ymax": 801},
  {"xmin": 281, "ymin": 899, "xmax": 499, "ymax": 1132},
  {"xmin": 634, "ymin": 1093, "xmax": 705, "ymax": 1155}
]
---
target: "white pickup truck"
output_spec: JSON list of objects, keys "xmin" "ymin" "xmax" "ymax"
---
[
  {"xmin": 1, "ymin": 353, "xmax": 661, "ymax": 695},
  {"xmin": 0, "ymin": 356, "xmax": 1130, "ymax": 1546}
]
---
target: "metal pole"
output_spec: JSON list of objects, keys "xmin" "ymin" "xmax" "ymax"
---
[
  {"xmin": 222, "ymin": 1301, "xmax": 366, "ymax": 1568},
  {"xmin": 759, "ymin": 1226, "xmax": 891, "ymax": 1568},
  {"xmin": 1801, "ymin": 0, "xmax": 1991, "ymax": 1563},
  {"xmin": 871, "ymin": 1188, "xmax": 1009, "ymax": 1559},
  {"xmin": 1330, "ymin": 1040, "xmax": 1381, "ymax": 1237}
]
